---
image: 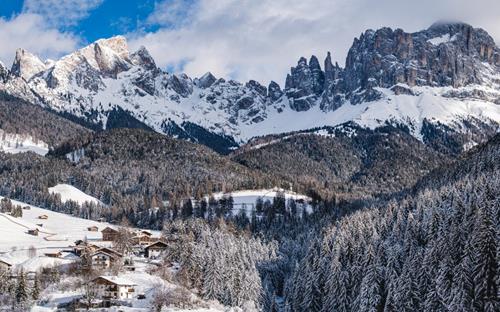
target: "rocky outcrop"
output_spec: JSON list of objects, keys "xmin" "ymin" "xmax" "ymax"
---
[
  {"xmin": 344, "ymin": 22, "xmax": 500, "ymax": 91},
  {"xmin": 0, "ymin": 62, "xmax": 8, "ymax": 83},
  {"xmin": 195, "ymin": 72, "xmax": 217, "ymax": 88},
  {"xmin": 131, "ymin": 46, "xmax": 157, "ymax": 71},
  {"xmin": 167, "ymin": 74, "xmax": 193, "ymax": 98},
  {"xmin": 282, "ymin": 22, "xmax": 500, "ymax": 112},
  {"xmin": 285, "ymin": 56, "xmax": 327, "ymax": 111},
  {"xmin": 10, "ymin": 49, "xmax": 46, "ymax": 81},
  {"xmin": 268, "ymin": 81, "xmax": 282, "ymax": 102}
]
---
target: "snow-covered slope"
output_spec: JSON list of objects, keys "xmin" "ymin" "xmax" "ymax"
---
[
  {"xmin": 0, "ymin": 196, "xmax": 159, "ymax": 270},
  {"xmin": 0, "ymin": 197, "xmax": 107, "ymax": 270},
  {"xmin": 0, "ymin": 22, "xmax": 498, "ymax": 152},
  {"xmin": 0, "ymin": 129, "xmax": 49, "ymax": 155},
  {"xmin": 48, "ymin": 184, "xmax": 103, "ymax": 206}
]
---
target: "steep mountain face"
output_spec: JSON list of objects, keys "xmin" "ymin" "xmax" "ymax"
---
[{"xmin": 0, "ymin": 22, "xmax": 498, "ymax": 153}]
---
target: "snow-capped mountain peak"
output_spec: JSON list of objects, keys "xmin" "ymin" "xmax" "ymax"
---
[
  {"xmin": 0, "ymin": 22, "xmax": 499, "ymax": 153},
  {"xmin": 11, "ymin": 48, "xmax": 47, "ymax": 81}
]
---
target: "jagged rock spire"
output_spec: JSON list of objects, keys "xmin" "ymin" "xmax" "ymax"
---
[
  {"xmin": 268, "ymin": 81, "xmax": 282, "ymax": 102},
  {"xmin": 196, "ymin": 72, "xmax": 217, "ymax": 88},
  {"xmin": 11, "ymin": 49, "xmax": 46, "ymax": 81},
  {"xmin": 131, "ymin": 46, "xmax": 157, "ymax": 71}
]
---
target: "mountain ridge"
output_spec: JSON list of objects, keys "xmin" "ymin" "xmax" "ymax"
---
[{"xmin": 0, "ymin": 21, "xmax": 499, "ymax": 153}]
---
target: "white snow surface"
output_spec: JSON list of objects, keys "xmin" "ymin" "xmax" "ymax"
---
[
  {"xmin": 0, "ymin": 129, "xmax": 49, "ymax": 156},
  {"xmin": 427, "ymin": 33, "xmax": 457, "ymax": 45},
  {"xmin": 48, "ymin": 184, "xmax": 103, "ymax": 206}
]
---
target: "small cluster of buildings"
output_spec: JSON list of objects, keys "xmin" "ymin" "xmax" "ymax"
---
[{"xmin": 72, "ymin": 226, "xmax": 170, "ymax": 302}]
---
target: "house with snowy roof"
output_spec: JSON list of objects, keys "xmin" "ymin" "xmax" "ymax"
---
[
  {"xmin": 0, "ymin": 259, "xmax": 12, "ymax": 272},
  {"xmin": 144, "ymin": 241, "xmax": 168, "ymax": 259},
  {"xmin": 90, "ymin": 276, "xmax": 136, "ymax": 300},
  {"xmin": 90, "ymin": 248, "xmax": 123, "ymax": 269}
]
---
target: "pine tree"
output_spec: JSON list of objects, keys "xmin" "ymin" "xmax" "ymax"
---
[
  {"xmin": 31, "ymin": 275, "xmax": 40, "ymax": 300},
  {"xmin": 471, "ymin": 202, "xmax": 499, "ymax": 312},
  {"xmin": 15, "ymin": 270, "xmax": 28, "ymax": 305}
]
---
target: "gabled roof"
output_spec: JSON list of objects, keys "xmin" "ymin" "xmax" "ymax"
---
[
  {"xmin": 145, "ymin": 241, "xmax": 168, "ymax": 250},
  {"xmin": 92, "ymin": 276, "xmax": 136, "ymax": 286},
  {"xmin": 0, "ymin": 259, "xmax": 12, "ymax": 267},
  {"xmin": 91, "ymin": 247, "xmax": 123, "ymax": 258},
  {"xmin": 101, "ymin": 226, "xmax": 118, "ymax": 233}
]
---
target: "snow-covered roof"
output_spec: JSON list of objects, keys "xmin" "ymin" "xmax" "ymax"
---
[
  {"xmin": 0, "ymin": 259, "xmax": 12, "ymax": 267},
  {"xmin": 93, "ymin": 276, "xmax": 136, "ymax": 286},
  {"xmin": 145, "ymin": 241, "xmax": 169, "ymax": 249}
]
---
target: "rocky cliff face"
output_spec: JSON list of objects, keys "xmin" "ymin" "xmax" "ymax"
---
[
  {"xmin": 284, "ymin": 22, "xmax": 500, "ymax": 112},
  {"xmin": 0, "ymin": 22, "xmax": 498, "ymax": 153}
]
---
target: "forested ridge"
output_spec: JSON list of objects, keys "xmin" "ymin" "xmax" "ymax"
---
[
  {"xmin": 0, "ymin": 93, "xmax": 91, "ymax": 147},
  {"xmin": 232, "ymin": 125, "xmax": 449, "ymax": 200}
]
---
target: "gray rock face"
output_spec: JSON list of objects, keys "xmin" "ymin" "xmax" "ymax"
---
[
  {"xmin": 268, "ymin": 81, "xmax": 282, "ymax": 102},
  {"xmin": 195, "ymin": 72, "xmax": 217, "ymax": 88},
  {"xmin": 0, "ymin": 62, "xmax": 8, "ymax": 83},
  {"xmin": 283, "ymin": 22, "xmax": 500, "ymax": 112},
  {"xmin": 344, "ymin": 22, "xmax": 500, "ymax": 91},
  {"xmin": 167, "ymin": 74, "xmax": 193, "ymax": 98},
  {"xmin": 246, "ymin": 80, "xmax": 267, "ymax": 97},
  {"xmin": 130, "ymin": 46, "xmax": 157, "ymax": 71},
  {"xmin": 284, "ymin": 56, "xmax": 328, "ymax": 111}
]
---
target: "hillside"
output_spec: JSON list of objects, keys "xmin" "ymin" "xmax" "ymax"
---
[
  {"xmin": 285, "ymin": 131, "xmax": 500, "ymax": 312},
  {"xmin": 231, "ymin": 124, "xmax": 449, "ymax": 199},
  {"xmin": 0, "ymin": 128, "xmax": 281, "ymax": 228},
  {"xmin": 0, "ymin": 93, "xmax": 91, "ymax": 149}
]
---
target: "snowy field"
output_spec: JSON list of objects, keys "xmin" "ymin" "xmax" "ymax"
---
[
  {"xmin": 209, "ymin": 188, "xmax": 312, "ymax": 216},
  {"xmin": 0, "ymin": 196, "xmax": 158, "ymax": 271},
  {"xmin": 0, "ymin": 196, "xmax": 110, "ymax": 270},
  {"xmin": 48, "ymin": 184, "xmax": 103, "ymax": 206},
  {"xmin": 0, "ymin": 130, "xmax": 49, "ymax": 156}
]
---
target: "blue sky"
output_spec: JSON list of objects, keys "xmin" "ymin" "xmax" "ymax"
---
[
  {"xmin": 0, "ymin": 0, "xmax": 178, "ymax": 42},
  {"xmin": 0, "ymin": 0, "xmax": 498, "ymax": 84}
]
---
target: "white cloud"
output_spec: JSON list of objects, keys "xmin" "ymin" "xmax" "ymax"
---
[
  {"xmin": 0, "ymin": 14, "xmax": 78, "ymax": 66},
  {"xmin": 146, "ymin": 0, "xmax": 196, "ymax": 27},
  {"xmin": 23, "ymin": 0, "xmax": 103, "ymax": 27},
  {"xmin": 129, "ymin": 0, "xmax": 500, "ymax": 86}
]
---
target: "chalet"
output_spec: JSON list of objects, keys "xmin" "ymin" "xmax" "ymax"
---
[
  {"xmin": 44, "ymin": 251, "xmax": 62, "ymax": 258},
  {"xmin": 36, "ymin": 223, "xmax": 43, "ymax": 227},
  {"xmin": 144, "ymin": 241, "xmax": 168, "ymax": 259},
  {"xmin": 87, "ymin": 226, "xmax": 99, "ymax": 232},
  {"xmin": 22, "ymin": 206, "xmax": 31, "ymax": 210},
  {"xmin": 0, "ymin": 259, "xmax": 12, "ymax": 272},
  {"xmin": 90, "ymin": 276, "xmax": 136, "ymax": 300},
  {"xmin": 90, "ymin": 248, "xmax": 123, "ymax": 269},
  {"xmin": 27, "ymin": 229, "xmax": 39, "ymax": 236},
  {"xmin": 101, "ymin": 227, "xmax": 119, "ymax": 241},
  {"xmin": 38, "ymin": 214, "xmax": 48, "ymax": 220},
  {"xmin": 140, "ymin": 230, "xmax": 153, "ymax": 237},
  {"xmin": 132, "ymin": 234, "xmax": 153, "ymax": 246}
]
